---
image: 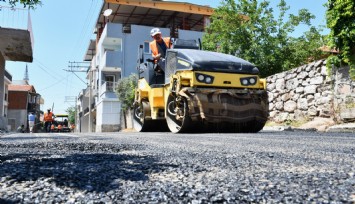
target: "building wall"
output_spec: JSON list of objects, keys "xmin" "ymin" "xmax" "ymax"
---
[
  {"xmin": 96, "ymin": 99, "xmax": 121, "ymax": 132},
  {"xmin": 7, "ymin": 109, "xmax": 27, "ymax": 131},
  {"xmin": 8, "ymin": 91, "xmax": 27, "ymax": 109},
  {"xmin": 0, "ymin": 54, "xmax": 5, "ymax": 130}
]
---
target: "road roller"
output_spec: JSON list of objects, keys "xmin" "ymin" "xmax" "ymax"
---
[{"xmin": 133, "ymin": 39, "xmax": 268, "ymax": 133}]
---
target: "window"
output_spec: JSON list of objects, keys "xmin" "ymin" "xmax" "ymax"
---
[
  {"xmin": 144, "ymin": 41, "xmax": 151, "ymax": 54},
  {"xmin": 105, "ymin": 75, "xmax": 115, "ymax": 92}
]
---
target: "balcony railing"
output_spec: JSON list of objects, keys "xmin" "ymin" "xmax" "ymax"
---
[
  {"xmin": 99, "ymin": 81, "xmax": 118, "ymax": 96},
  {"xmin": 0, "ymin": 6, "xmax": 31, "ymax": 30}
]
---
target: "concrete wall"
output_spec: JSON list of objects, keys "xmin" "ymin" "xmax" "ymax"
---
[
  {"xmin": 267, "ymin": 59, "xmax": 355, "ymax": 123},
  {"xmin": 96, "ymin": 99, "xmax": 121, "ymax": 132},
  {"xmin": 7, "ymin": 109, "xmax": 27, "ymax": 131}
]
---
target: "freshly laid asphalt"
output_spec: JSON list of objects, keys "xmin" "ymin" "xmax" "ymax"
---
[{"xmin": 0, "ymin": 131, "xmax": 354, "ymax": 203}]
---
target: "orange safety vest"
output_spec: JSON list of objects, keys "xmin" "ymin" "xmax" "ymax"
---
[
  {"xmin": 44, "ymin": 112, "xmax": 53, "ymax": 122},
  {"xmin": 150, "ymin": 37, "xmax": 171, "ymax": 58}
]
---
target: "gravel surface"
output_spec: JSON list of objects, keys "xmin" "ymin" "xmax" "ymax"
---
[{"xmin": 0, "ymin": 131, "xmax": 354, "ymax": 203}]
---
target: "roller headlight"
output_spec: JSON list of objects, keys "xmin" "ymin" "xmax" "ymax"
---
[
  {"xmin": 205, "ymin": 77, "xmax": 212, "ymax": 84},
  {"xmin": 196, "ymin": 73, "xmax": 214, "ymax": 84},
  {"xmin": 240, "ymin": 77, "xmax": 257, "ymax": 86},
  {"xmin": 249, "ymin": 77, "xmax": 256, "ymax": 84},
  {"xmin": 198, "ymin": 74, "xmax": 205, "ymax": 81},
  {"xmin": 242, "ymin": 79, "xmax": 249, "ymax": 85}
]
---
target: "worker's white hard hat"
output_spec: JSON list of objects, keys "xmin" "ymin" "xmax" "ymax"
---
[{"xmin": 150, "ymin": 28, "xmax": 161, "ymax": 37}]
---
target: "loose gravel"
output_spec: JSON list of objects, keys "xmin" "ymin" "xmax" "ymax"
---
[{"xmin": 0, "ymin": 131, "xmax": 354, "ymax": 203}]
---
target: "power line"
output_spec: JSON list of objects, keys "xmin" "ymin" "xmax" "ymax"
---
[{"xmin": 63, "ymin": 61, "xmax": 90, "ymax": 85}]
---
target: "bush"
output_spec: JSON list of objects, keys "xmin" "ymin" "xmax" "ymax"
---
[{"xmin": 115, "ymin": 74, "xmax": 138, "ymax": 111}]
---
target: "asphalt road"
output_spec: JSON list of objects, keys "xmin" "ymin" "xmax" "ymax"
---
[{"xmin": 0, "ymin": 130, "xmax": 354, "ymax": 203}]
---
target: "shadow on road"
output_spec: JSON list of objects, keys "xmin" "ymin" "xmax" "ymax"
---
[{"xmin": 0, "ymin": 143, "xmax": 177, "ymax": 192}]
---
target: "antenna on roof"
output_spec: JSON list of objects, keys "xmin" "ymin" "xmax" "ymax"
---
[{"xmin": 24, "ymin": 64, "xmax": 29, "ymax": 82}]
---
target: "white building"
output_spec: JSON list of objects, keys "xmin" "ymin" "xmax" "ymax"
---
[
  {"xmin": 78, "ymin": 0, "xmax": 213, "ymax": 132},
  {"xmin": 0, "ymin": 6, "xmax": 33, "ymax": 131}
]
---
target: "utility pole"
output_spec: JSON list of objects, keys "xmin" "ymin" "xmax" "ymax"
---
[{"xmin": 64, "ymin": 61, "xmax": 92, "ymax": 133}]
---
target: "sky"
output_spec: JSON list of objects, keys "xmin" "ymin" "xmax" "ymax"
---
[{"xmin": 1, "ymin": 0, "xmax": 328, "ymax": 114}]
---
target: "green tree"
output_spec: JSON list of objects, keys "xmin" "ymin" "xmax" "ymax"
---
[
  {"xmin": 115, "ymin": 73, "xmax": 138, "ymax": 112},
  {"xmin": 66, "ymin": 106, "xmax": 76, "ymax": 125},
  {"xmin": 1, "ymin": 0, "xmax": 41, "ymax": 8},
  {"xmin": 203, "ymin": 0, "xmax": 324, "ymax": 77},
  {"xmin": 326, "ymin": 0, "xmax": 355, "ymax": 80}
]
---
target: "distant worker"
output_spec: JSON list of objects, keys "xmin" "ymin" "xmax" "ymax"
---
[
  {"xmin": 28, "ymin": 112, "xmax": 35, "ymax": 133},
  {"xmin": 70, "ymin": 124, "xmax": 75, "ymax": 132},
  {"xmin": 50, "ymin": 124, "xmax": 55, "ymax": 132},
  {"xmin": 44, "ymin": 108, "xmax": 54, "ymax": 133},
  {"xmin": 17, "ymin": 124, "xmax": 25, "ymax": 133},
  {"xmin": 57, "ymin": 124, "xmax": 62, "ymax": 132},
  {"xmin": 63, "ymin": 119, "xmax": 68, "ymax": 127},
  {"xmin": 149, "ymin": 28, "xmax": 171, "ymax": 61}
]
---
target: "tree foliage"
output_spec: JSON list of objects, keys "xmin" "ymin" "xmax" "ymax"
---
[
  {"xmin": 1, "ymin": 0, "xmax": 41, "ymax": 8},
  {"xmin": 66, "ymin": 106, "xmax": 76, "ymax": 125},
  {"xmin": 115, "ymin": 74, "xmax": 138, "ymax": 111},
  {"xmin": 326, "ymin": 0, "xmax": 355, "ymax": 80},
  {"xmin": 203, "ymin": 0, "xmax": 325, "ymax": 77}
]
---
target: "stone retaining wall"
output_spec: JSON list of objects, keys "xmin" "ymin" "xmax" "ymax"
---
[{"xmin": 267, "ymin": 59, "xmax": 355, "ymax": 123}]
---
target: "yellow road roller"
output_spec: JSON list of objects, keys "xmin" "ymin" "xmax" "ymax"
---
[{"xmin": 133, "ymin": 39, "xmax": 268, "ymax": 133}]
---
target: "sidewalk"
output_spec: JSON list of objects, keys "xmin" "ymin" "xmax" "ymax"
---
[{"xmin": 263, "ymin": 117, "xmax": 355, "ymax": 133}]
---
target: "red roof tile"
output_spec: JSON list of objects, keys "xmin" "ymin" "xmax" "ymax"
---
[{"xmin": 8, "ymin": 84, "xmax": 36, "ymax": 93}]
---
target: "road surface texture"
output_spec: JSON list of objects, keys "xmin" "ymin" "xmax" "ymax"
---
[{"xmin": 0, "ymin": 131, "xmax": 354, "ymax": 203}]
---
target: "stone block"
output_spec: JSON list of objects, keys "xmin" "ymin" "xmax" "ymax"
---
[
  {"xmin": 267, "ymin": 83, "xmax": 275, "ymax": 92},
  {"xmin": 310, "ymin": 76, "xmax": 324, "ymax": 85},
  {"xmin": 295, "ymin": 87, "xmax": 304, "ymax": 93},
  {"xmin": 284, "ymin": 101, "xmax": 297, "ymax": 112},
  {"xmin": 286, "ymin": 78, "xmax": 299, "ymax": 90},
  {"xmin": 275, "ymin": 101, "xmax": 284, "ymax": 110},
  {"xmin": 304, "ymin": 85, "xmax": 318, "ymax": 94},
  {"xmin": 340, "ymin": 108, "xmax": 355, "ymax": 122},
  {"xmin": 297, "ymin": 98, "xmax": 308, "ymax": 110},
  {"xmin": 275, "ymin": 112, "xmax": 289, "ymax": 122},
  {"xmin": 275, "ymin": 78, "xmax": 285, "ymax": 91},
  {"xmin": 308, "ymin": 106, "xmax": 318, "ymax": 116}
]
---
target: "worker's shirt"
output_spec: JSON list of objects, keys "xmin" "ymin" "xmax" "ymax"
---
[
  {"xmin": 150, "ymin": 37, "xmax": 171, "ymax": 58},
  {"xmin": 28, "ymin": 114, "xmax": 35, "ymax": 122},
  {"xmin": 44, "ymin": 112, "xmax": 53, "ymax": 122}
]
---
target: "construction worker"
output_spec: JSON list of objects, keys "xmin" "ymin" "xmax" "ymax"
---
[
  {"xmin": 57, "ymin": 124, "xmax": 62, "ymax": 132},
  {"xmin": 17, "ymin": 124, "xmax": 25, "ymax": 133},
  {"xmin": 50, "ymin": 124, "xmax": 55, "ymax": 132},
  {"xmin": 28, "ymin": 112, "xmax": 35, "ymax": 133},
  {"xmin": 149, "ymin": 28, "xmax": 171, "ymax": 61},
  {"xmin": 44, "ymin": 108, "xmax": 54, "ymax": 133},
  {"xmin": 70, "ymin": 124, "xmax": 75, "ymax": 132}
]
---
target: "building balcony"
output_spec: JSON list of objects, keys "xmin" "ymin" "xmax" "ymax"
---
[
  {"xmin": 99, "ymin": 81, "xmax": 118, "ymax": 98},
  {"xmin": 27, "ymin": 103, "xmax": 39, "ymax": 112},
  {"xmin": 100, "ymin": 50, "xmax": 122, "ymax": 72},
  {"xmin": 99, "ymin": 23, "xmax": 122, "ymax": 47},
  {"xmin": 0, "ymin": 6, "xmax": 33, "ymax": 62}
]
